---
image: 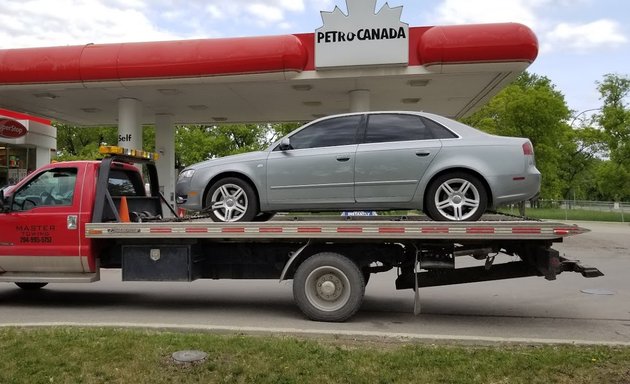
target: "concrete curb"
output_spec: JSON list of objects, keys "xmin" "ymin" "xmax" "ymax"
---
[{"xmin": 2, "ymin": 322, "xmax": 630, "ymax": 346}]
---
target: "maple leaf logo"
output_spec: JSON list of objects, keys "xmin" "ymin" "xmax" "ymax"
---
[
  {"xmin": 319, "ymin": 0, "xmax": 404, "ymax": 29},
  {"xmin": 315, "ymin": 0, "xmax": 409, "ymax": 69}
]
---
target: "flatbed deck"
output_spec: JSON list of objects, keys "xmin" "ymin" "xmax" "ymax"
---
[{"xmin": 86, "ymin": 214, "xmax": 587, "ymax": 241}]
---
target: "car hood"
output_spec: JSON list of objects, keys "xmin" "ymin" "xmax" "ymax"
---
[{"xmin": 187, "ymin": 151, "xmax": 268, "ymax": 170}]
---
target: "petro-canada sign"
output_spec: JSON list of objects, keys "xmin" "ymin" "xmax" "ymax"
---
[{"xmin": 315, "ymin": 0, "xmax": 409, "ymax": 69}]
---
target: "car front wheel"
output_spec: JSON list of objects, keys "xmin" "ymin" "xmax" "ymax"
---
[
  {"xmin": 426, "ymin": 172, "xmax": 487, "ymax": 221},
  {"xmin": 205, "ymin": 177, "xmax": 258, "ymax": 222}
]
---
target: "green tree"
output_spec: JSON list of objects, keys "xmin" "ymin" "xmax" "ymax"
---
[
  {"xmin": 595, "ymin": 73, "xmax": 630, "ymax": 200},
  {"xmin": 54, "ymin": 124, "xmax": 118, "ymax": 160},
  {"xmin": 55, "ymin": 123, "xmax": 157, "ymax": 161},
  {"xmin": 462, "ymin": 72, "xmax": 572, "ymax": 199},
  {"xmin": 560, "ymin": 124, "xmax": 608, "ymax": 200},
  {"xmin": 173, "ymin": 123, "xmax": 291, "ymax": 169},
  {"xmin": 270, "ymin": 122, "xmax": 302, "ymax": 141}
]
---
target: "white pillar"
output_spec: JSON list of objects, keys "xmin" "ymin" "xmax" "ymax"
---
[
  {"xmin": 155, "ymin": 113, "xmax": 176, "ymax": 215},
  {"xmin": 35, "ymin": 147, "xmax": 51, "ymax": 168},
  {"xmin": 349, "ymin": 89, "xmax": 371, "ymax": 112},
  {"xmin": 117, "ymin": 98, "xmax": 142, "ymax": 149}
]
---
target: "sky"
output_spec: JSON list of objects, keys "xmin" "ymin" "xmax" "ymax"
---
[{"xmin": 0, "ymin": 0, "xmax": 627, "ymax": 117}]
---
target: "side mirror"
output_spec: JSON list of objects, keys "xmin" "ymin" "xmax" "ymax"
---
[
  {"xmin": 0, "ymin": 190, "xmax": 5, "ymax": 212},
  {"xmin": 279, "ymin": 138, "xmax": 292, "ymax": 151}
]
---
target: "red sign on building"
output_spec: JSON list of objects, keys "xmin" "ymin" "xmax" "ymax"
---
[{"xmin": 0, "ymin": 118, "xmax": 27, "ymax": 138}]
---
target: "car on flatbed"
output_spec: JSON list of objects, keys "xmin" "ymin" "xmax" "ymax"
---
[{"xmin": 176, "ymin": 111, "xmax": 541, "ymax": 222}]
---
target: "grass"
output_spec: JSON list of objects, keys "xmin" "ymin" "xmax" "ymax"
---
[
  {"xmin": 0, "ymin": 327, "xmax": 629, "ymax": 384},
  {"xmin": 501, "ymin": 207, "xmax": 627, "ymax": 222}
]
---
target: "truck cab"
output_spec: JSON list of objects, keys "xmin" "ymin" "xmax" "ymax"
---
[{"xmin": 0, "ymin": 147, "xmax": 162, "ymax": 278}]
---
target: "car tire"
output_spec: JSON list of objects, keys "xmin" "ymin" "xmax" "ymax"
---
[
  {"xmin": 425, "ymin": 172, "xmax": 487, "ymax": 221},
  {"xmin": 15, "ymin": 282, "xmax": 48, "ymax": 290},
  {"xmin": 293, "ymin": 252, "xmax": 365, "ymax": 322},
  {"xmin": 205, "ymin": 177, "xmax": 258, "ymax": 222}
]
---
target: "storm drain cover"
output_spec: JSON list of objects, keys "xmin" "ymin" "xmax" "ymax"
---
[
  {"xmin": 580, "ymin": 288, "xmax": 616, "ymax": 295},
  {"xmin": 172, "ymin": 350, "xmax": 208, "ymax": 363}
]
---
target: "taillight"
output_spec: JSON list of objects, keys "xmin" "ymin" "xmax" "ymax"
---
[{"xmin": 522, "ymin": 142, "xmax": 534, "ymax": 156}]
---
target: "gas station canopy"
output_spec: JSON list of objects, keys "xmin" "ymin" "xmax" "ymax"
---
[{"xmin": 0, "ymin": 23, "xmax": 537, "ymax": 125}]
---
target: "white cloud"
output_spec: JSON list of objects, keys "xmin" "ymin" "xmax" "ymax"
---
[
  {"xmin": 428, "ymin": 0, "xmax": 628, "ymax": 54},
  {"xmin": 0, "ymin": 0, "xmax": 177, "ymax": 48},
  {"xmin": 201, "ymin": 0, "xmax": 307, "ymax": 22},
  {"xmin": 546, "ymin": 19, "xmax": 627, "ymax": 53},
  {"xmin": 428, "ymin": 0, "xmax": 550, "ymax": 29},
  {"xmin": 279, "ymin": 0, "xmax": 305, "ymax": 12},
  {"xmin": 0, "ymin": 0, "xmax": 322, "ymax": 48},
  {"xmin": 247, "ymin": 3, "xmax": 285, "ymax": 24},
  {"xmin": 205, "ymin": 5, "xmax": 225, "ymax": 19}
]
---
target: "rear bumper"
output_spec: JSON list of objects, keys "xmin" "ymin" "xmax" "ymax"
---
[{"xmin": 490, "ymin": 172, "xmax": 541, "ymax": 207}]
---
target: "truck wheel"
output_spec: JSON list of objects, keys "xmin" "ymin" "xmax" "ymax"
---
[
  {"xmin": 205, "ymin": 177, "xmax": 258, "ymax": 222},
  {"xmin": 293, "ymin": 252, "xmax": 365, "ymax": 322},
  {"xmin": 425, "ymin": 172, "xmax": 487, "ymax": 221},
  {"xmin": 15, "ymin": 282, "xmax": 48, "ymax": 290}
]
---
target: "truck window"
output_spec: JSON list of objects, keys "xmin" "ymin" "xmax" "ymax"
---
[
  {"xmin": 11, "ymin": 168, "xmax": 78, "ymax": 211},
  {"xmin": 108, "ymin": 169, "xmax": 145, "ymax": 197}
]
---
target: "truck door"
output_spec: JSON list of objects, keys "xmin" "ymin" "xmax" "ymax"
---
[{"xmin": 0, "ymin": 166, "xmax": 84, "ymax": 273}]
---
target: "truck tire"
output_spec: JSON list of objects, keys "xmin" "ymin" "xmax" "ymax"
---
[
  {"xmin": 293, "ymin": 252, "xmax": 365, "ymax": 322},
  {"xmin": 15, "ymin": 282, "xmax": 48, "ymax": 290},
  {"xmin": 425, "ymin": 172, "xmax": 487, "ymax": 221},
  {"xmin": 205, "ymin": 177, "xmax": 258, "ymax": 222}
]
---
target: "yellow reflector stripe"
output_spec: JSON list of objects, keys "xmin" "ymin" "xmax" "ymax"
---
[{"xmin": 99, "ymin": 146, "xmax": 159, "ymax": 161}]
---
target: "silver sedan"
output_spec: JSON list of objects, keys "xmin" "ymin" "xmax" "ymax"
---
[{"xmin": 175, "ymin": 111, "xmax": 540, "ymax": 222}]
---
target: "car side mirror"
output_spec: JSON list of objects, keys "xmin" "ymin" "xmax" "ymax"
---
[{"xmin": 279, "ymin": 138, "xmax": 292, "ymax": 151}]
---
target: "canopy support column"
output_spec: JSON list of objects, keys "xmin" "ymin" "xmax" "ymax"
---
[
  {"xmin": 349, "ymin": 89, "xmax": 371, "ymax": 112},
  {"xmin": 155, "ymin": 113, "xmax": 176, "ymax": 215},
  {"xmin": 117, "ymin": 98, "xmax": 142, "ymax": 150}
]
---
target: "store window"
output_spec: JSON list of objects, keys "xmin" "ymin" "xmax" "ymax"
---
[{"xmin": 0, "ymin": 146, "xmax": 33, "ymax": 188}]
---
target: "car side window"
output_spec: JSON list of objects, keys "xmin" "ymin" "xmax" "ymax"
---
[
  {"xmin": 422, "ymin": 117, "xmax": 458, "ymax": 139},
  {"xmin": 288, "ymin": 116, "xmax": 361, "ymax": 150},
  {"xmin": 11, "ymin": 168, "xmax": 77, "ymax": 211},
  {"xmin": 365, "ymin": 114, "xmax": 434, "ymax": 143}
]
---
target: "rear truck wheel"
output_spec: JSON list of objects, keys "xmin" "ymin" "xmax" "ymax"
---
[
  {"xmin": 293, "ymin": 252, "xmax": 365, "ymax": 322},
  {"xmin": 205, "ymin": 177, "xmax": 258, "ymax": 222},
  {"xmin": 15, "ymin": 282, "xmax": 48, "ymax": 290},
  {"xmin": 426, "ymin": 172, "xmax": 487, "ymax": 221}
]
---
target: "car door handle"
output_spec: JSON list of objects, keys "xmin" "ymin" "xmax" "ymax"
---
[
  {"xmin": 415, "ymin": 151, "xmax": 431, "ymax": 157},
  {"xmin": 336, "ymin": 156, "xmax": 351, "ymax": 162}
]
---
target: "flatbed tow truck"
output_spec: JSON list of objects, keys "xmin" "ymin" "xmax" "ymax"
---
[{"xmin": 0, "ymin": 147, "xmax": 603, "ymax": 321}]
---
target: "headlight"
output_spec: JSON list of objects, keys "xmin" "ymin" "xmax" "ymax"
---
[{"xmin": 179, "ymin": 169, "xmax": 195, "ymax": 179}]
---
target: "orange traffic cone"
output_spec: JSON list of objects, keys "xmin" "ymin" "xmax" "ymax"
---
[{"xmin": 119, "ymin": 196, "xmax": 130, "ymax": 223}]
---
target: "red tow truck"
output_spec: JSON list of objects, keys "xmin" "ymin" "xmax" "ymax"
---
[{"xmin": 0, "ymin": 147, "xmax": 603, "ymax": 322}]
